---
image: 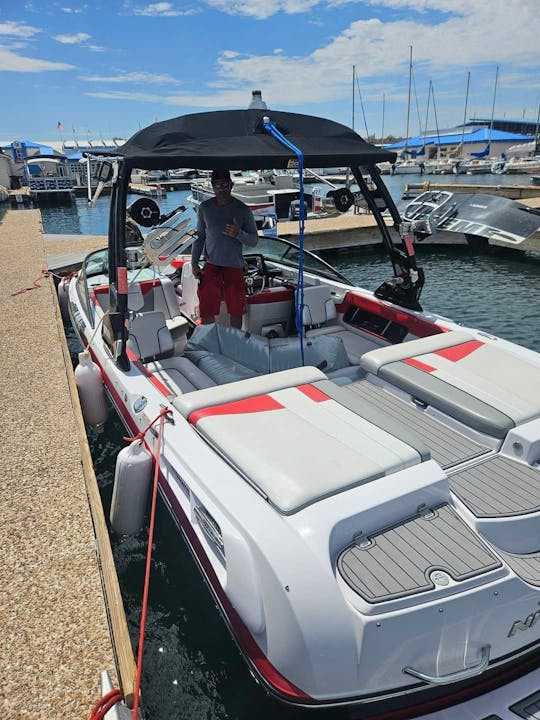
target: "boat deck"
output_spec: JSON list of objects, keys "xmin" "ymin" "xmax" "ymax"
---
[
  {"xmin": 0, "ymin": 210, "xmax": 134, "ymax": 718},
  {"xmin": 342, "ymin": 379, "xmax": 491, "ymax": 468}
]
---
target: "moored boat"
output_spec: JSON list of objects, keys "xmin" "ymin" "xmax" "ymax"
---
[{"xmin": 68, "ymin": 105, "xmax": 540, "ymax": 718}]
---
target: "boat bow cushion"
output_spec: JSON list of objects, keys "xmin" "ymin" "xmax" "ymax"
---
[
  {"xmin": 361, "ymin": 331, "xmax": 540, "ymax": 438},
  {"xmin": 182, "ymin": 373, "xmax": 422, "ymax": 514}
]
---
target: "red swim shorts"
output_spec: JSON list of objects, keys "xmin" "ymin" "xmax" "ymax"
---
[{"xmin": 198, "ymin": 263, "xmax": 247, "ymax": 317}]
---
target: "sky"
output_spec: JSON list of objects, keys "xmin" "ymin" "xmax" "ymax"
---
[{"xmin": 1, "ymin": 0, "xmax": 539, "ymax": 145}]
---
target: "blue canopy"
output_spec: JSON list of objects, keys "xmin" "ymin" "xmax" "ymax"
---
[
  {"xmin": 384, "ymin": 127, "xmax": 533, "ymax": 151},
  {"xmin": 1, "ymin": 140, "xmax": 59, "ymax": 159}
]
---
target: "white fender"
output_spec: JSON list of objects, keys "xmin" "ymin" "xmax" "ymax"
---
[{"xmin": 75, "ymin": 351, "xmax": 108, "ymax": 429}]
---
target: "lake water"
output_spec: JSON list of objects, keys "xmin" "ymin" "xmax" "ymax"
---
[{"xmin": 60, "ymin": 172, "xmax": 540, "ymax": 720}]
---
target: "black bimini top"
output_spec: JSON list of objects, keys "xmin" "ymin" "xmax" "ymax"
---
[{"xmin": 114, "ymin": 108, "xmax": 396, "ymax": 171}]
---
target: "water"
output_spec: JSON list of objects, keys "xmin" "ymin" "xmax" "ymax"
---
[
  {"xmin": 60, "ymin": 173, "xmax": 540, "ymax": 720},
  {"xmin": 38, "ymin": 171, "xmax": 534, "ymax": 237}
]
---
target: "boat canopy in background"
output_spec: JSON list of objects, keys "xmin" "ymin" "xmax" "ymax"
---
[{"xmin": 111, "ymin": 109, "xmax": 397, "ymax": 171}]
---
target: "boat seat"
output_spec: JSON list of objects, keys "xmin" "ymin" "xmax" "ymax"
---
[
  {"xmin": 361, "ymin": 330, "xmax": 540, "ymax": 438},
  {"xmin": 175, "ymin": 367, "xmax": 423, "ymax": 514},
  {"xmin": 183, "ymin": 323, "xmax": 362, "ymax": 386},
  {"xmin": 146, "ymin": 356, "xmax": 216, "ymax": 394},
  {"xmin": 127, "ymin": 311, "xmax": 175, "ymax": 363},
  {"xmin": 127, "ymin": 277, "xmax": 189, "ymax": 350},
  {"xmin": 298, "ymin": 285, "xmax": 386, "ymax": 364}
]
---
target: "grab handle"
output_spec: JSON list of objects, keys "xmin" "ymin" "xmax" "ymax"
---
[{"xmin": 403, "ymin": 645, "xmax": 490, "ymax": 685}]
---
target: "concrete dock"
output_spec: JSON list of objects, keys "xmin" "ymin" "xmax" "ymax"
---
[
  {"xmin": 402, "ymin": 181, "xmax": 540, "ymax": 201},
  {"xmin": 0, "ymin": 210, "xmax": 135, "ymax": 719}
]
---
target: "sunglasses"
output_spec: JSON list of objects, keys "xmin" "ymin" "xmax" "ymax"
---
[{"xmin": 212, "ymin": 180, "xmax": 231, "ymax": 189}]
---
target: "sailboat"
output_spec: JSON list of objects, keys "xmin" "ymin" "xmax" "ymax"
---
[
  {"xmin": 392, "ymin": 46, "xmax": 426, "ymax": 175},
  {"xmin": 459, "ymin": 67, "xmax": 499, "ymax": 174}
]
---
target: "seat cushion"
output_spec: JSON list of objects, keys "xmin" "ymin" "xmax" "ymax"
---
[
  {"xmin": 361, "ymin": 331, "xmax": 540, "ymax": 438},
  {"xmin": 268, "ymin": 334, "xmax": 350, "ymax": 373},
  {"xmin": 299, "ymin": 285, "xmax": 337, "ymax": 326},
  {"xmin": 188, "ymin": 381, "xmax": 421, "ymax": 514},
  {"xmin": 173, "ymin": 366, "xmax": 326, "ymax": 419},
  {"xmin": 146, "ymin": 356, "xmax": 216, "ymax": 395},
  {"xmin": 127, "ymin": 311, "xmax": 174, "ymax": 363}
]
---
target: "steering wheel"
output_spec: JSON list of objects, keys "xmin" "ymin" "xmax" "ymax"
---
[{"xmin": 243, "ymin": 254, "xmax": 268, "ymax": 295}]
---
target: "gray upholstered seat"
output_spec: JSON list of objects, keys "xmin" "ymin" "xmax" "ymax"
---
[
  {"xmin": 127, "ymin": 311, "xmax": 174, "ymax": 362},
  {"xmin": 361, "ymin": 331, "xmax": 540, "ymax": 438}
]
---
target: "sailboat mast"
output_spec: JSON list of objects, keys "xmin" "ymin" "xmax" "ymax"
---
[
  {"xmin": 460, "ymin": 71, "xmax": 470, "ymax": 159},
  {"xmin": 533, "ymin": 94, "xmax": 540, "ymax": 154},
  {"xmin": 488, "ymin": 66, "xmax": 499, "ymax": 151},
  {"xmin": 352, "ymin": 65, "xmax": 356, "ymax": 131},
  {"xmin": 404, "ymin": 45, "xmax": 413, "ymax": 153},
  {"xmin": 381, "ymin": 93, "xmax": 385, "ymax": 144}
]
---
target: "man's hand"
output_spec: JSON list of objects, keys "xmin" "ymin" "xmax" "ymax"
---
[
  {"xmin": 224, "ymin": 217, "xmax": 240, "ymax": 239},
  {"xmin": 192, "ymin": 263, "xmax": 202, "ymax": 279}
]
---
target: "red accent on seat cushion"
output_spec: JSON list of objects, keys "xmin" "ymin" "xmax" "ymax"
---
[
  {"xmin": 436, "ymin": 340, "xmax": 484, "ymax": 361},
  {"xmin": 189, "ymin": 394, "xmax": 283, "ymax": 425},
  {"xmin": 404, "ymin": 357, "xmax": 436, "ymax": 372},
  {"xmin": 297, "ymin": 384, "xmax": 330, "ymax": 402}
]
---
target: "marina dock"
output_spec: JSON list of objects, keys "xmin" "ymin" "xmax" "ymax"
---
[
  {"xmin": 402, "ymin": 181, "xmax": 540, "ymax": 201},
  {"xmin": 0, "ymin": 210, "xmax": 136, "ymax": 718},
  {"xmin": 277, "ymin": 211, "xmax": 391, "ymax": 251}
]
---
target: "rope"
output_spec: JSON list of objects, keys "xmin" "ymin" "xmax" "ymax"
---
[
  {"xmin": 11, "ymin": 268, "xmax": 77, "ymax": 296},
  {"xmin": 11, "ymin": 270, "xmax": 74, "ymax": 297},
  {"xmin": 262, "ymin": 117, "xmax": 306, "ymax": 364},
  {"xmin": 129, "ymin": 407, "xmax": 169, "ymax": 720},
  {"xmin": 89, "ymin": 688, "xmax": 123, "ymax": 720}
]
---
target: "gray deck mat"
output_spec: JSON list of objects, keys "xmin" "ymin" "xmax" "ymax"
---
[
  {"xmin": 496, "ymin": 548, "xmax": 540, "ymax": 587},
  {"xmin": 338, "ymin": 504, "xmax": 501, "ymax": 603},
  {"xmin": 343, "ymin": 379, "xmax": 490, "ymax": 468},
  {"xmin": 511, "ymin": 689, "xmax": 540, "ymax": 718},
  {"xmin": 450, "ymin": 455, "xmax": 540, "ymax": 518}
]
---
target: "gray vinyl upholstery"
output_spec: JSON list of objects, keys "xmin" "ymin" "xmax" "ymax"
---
[
  {"xmin": 379, "ymin": 361, "xmax": 514, "ymax": 439},
  {"xmin": 183, "ymin": 324, "xmax": 360, "ymax": 385},
  {"xmin": 361, "ymin": 330, "xmax": 540, "ymax": 438},
  {"xmin": 180, "ymin": 369, "xmax": 422, "ymax": 514},
  {"xmin": 127, "ymin": 311, "xmax": 174, "ymax": 363}
]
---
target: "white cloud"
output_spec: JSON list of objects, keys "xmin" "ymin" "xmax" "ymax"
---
[
  {"xmin": 85, "ymin": 90, "xmax": 165, "ymax": 102},
  {"xmin": 81, "ymin": 71, "xmax": 177, "ymax": 84},
  {"xmin": 187, "ymin": 0, "xmax": 538, "ymax": 109},
  {"xmin": 76, "ymin": 0, "xmax": 539, "ymax": 135},
  {"xmin": 61, "ymin": 5, "xmax": 88, "ymax": 13},
  {"xmin": 0, "ymin": 46, "xmax": 75, "ymax": 72},
  {"xmin": 131, "ymin": 2, "xmax": 200, "ymax": 16},
  {"xmin": 53, "ymin": 32, "xmax": 91, "ymax": 44},
  {"xmin": 0, "ymin": 21, "xmax": 41, "ymax": 38},
  {"xmin": 202, "ymin": 0, "xmax": 319, "ymax": 19}
]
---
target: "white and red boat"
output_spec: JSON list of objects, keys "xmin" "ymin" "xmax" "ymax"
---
[{"xmin": 68, "ymin": 106, "xmax": 540, "ymax": 718}]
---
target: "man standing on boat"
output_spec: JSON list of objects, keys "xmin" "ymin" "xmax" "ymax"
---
[{"xmin": 192, "ymin": 168, "xmax": 258, "ymax": 328}]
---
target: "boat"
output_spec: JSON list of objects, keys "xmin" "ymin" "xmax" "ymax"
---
[
  {"xmin": 189, "ymin": 168, "xmax": 300, "ymax": 224},
  {"xmin": 402, "ymin": 189, "xmax": 540, "ymax": 249},
  {"xmin": 68, "ymin": 105, "xmax": 540, "ymax": 718}
]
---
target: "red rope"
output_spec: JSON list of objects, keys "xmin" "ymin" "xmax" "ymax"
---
[
  {"xmin": 131, "ymin": 410, "xmax": 166, "ymax": 720},
  {"xmin": 11, "ymin": 268, "xmax": 77, "ymax": 296},
  {"xmin": 89, "ymin": 688, "xmax": 123, "ymax": 720},
  {"xmin": 122, "ymin": 406, "xmax": 171, "ymax": 446}
]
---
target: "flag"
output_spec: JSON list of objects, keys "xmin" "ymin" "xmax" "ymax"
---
[{"xmin": 57, "ymin": 121, "xmax": 63, "ymax": 131}]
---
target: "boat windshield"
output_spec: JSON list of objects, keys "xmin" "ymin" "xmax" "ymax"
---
[
  {"xmin": 172, "ymin": 232, "xmax": 353, "ymax": 286},
  {"xmin": 254, "ymin": 235, "xmax": 353, "ymax": 285}
]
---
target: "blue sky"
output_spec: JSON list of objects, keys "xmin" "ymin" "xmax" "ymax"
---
[{"xmin": 1, "ymin": 0, "xmax": 539, "ymax": 145}]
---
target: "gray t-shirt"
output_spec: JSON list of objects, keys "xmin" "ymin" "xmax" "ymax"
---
[{"xmin": 192, "ymin": 197, "xmax": 258, "ymax": 268}]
